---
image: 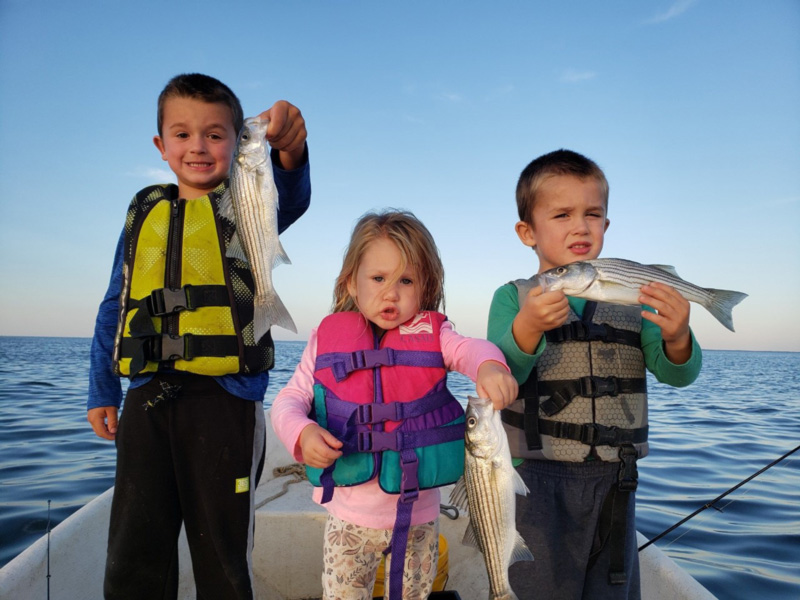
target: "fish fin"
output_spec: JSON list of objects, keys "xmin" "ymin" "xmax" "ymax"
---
[
  {"xmin": 461, "ymin": 522, "xmax": 483, "ymax": 552},
  {"xmin": 273, "ymin": 239, "xmax": 292, "ymax": 268},
  {"xmin": 703, "ymin": 289, "xmax": 748, "ymax": 332},
  {"xmin": 226, "ymin": 231, "xmax": 248, "ymax": 263},
  {"xmin": 217, "ymin": 188, "xmax": 235, "ymax": 222},
  {"xmin": 253, "ymin": 291, "xmax": 297, "ymax": 340},
  {"xmin": 512, "ymin": 468, "xmax": 530, "ymax": 497},
  {"xmin": 509, "ymin": 532, "xmax": 534, "ymax": 564},
  {"xmin": 648, "ymin": 264, "xmax": 680, "ymax": 278},
  {"xmin": 449, "ymin": 476, "xmax": 469, "ymax": 511}
]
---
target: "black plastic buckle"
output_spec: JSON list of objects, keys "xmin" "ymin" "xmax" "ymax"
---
[
  {"xmin": 156, "ymin": 333, "xmax": 194, "ymax": 361},
  {"xmin": 580, "ymin": 376, "xmax": 619, "ymax": 398},
  {"xmin": 618, "ymin": 445, "xmax": 639, "ymax": 492},
  {"xmin": 149, "ymin": 285, "xmax": 193, "ymax": 316},
  {"xmin": 581, "ymin": 423, "xmax": 621, "ymax": 446},
  {"xmin": 570, "ymin": 320, "xmax": 588, "ymax": 341},
  {"xmin": 587, "ymin": 322, "xmax": 611, "ymax": 342}
]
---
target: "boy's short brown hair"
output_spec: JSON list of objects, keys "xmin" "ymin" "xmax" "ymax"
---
[
  {"xmin": 156, "ymin": 73, "xmax": 244, "ymax": 137},
  {"xmin": 516, "ymin": 149, "xmax": 609, "ymax": 224}
]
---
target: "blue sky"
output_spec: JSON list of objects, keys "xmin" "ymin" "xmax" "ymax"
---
[{"xmin": 1, "ymin": 0, "xmax": 798, "ymax": 351}]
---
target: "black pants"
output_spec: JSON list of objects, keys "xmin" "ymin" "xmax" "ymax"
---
[
  {"xmin": 104, "ymin": 374, "xmax": 266, "ymax": 600},
  {"xmin": 509, "ymin": 459, "xmax": 640, "ymax": 600}
]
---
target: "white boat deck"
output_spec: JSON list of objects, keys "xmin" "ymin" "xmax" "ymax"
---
[{"xmin": 0, "ymin": 411, "xmax": 717, "ymax": 599}]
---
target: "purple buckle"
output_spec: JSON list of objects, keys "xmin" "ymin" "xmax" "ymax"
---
[
  {"xmin": 400, "ymin": 453, "xmax": 420, "ymax": 503},
  {"xmin": 358, "ymin": 430, "xmax": 399, "ymax": 452},
  {"xmin": 356, "ymin": 403, "xmax": 399, "ymax": 425},
  {"xmin": 362, "ymin": 348, "xmax": 395, "ymax": 368}
]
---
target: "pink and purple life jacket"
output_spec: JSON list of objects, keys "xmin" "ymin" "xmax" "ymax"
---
[{"xmin": 308, "ymin": 311, "xmax": 466, "ymax": 598}]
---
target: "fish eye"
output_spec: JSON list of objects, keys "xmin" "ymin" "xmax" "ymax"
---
[
  {"xmin": 467, "ymin": 417, "xmax": 477, "ymax": 427},
  {"xmin": 241, "ymin": 134, "xmax": 249, "ymax": 141},
  {"xmin": 556, "ymin": 267, "xmax": 567, "ymax": 275}
]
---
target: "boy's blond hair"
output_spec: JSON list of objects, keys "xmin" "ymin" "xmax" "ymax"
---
[
  {"xmin": 332, "ymin": 210, "xmax": 445, "ymax": 315},
  {"xmin": 516, "ymin": 149, "xmax": 609, "ymax": 225},
  {"xmin": 156, "ymin": 73, "xmax": 244, "ymax": 137}
]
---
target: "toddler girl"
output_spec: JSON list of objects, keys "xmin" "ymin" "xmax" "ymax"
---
[{"xmin": 271, "ymin": 210, "xmax": 518, "ymax": 599}]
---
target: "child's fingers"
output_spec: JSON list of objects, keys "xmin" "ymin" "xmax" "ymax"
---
[
  {"xmin": 321, "ymin": 429, "xmax": 343, "ymax": 450},
  {"xmin": 477, "ymin": 374, "xmax": 519, "ymax": 411}
]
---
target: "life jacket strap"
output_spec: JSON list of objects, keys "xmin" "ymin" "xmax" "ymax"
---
[
  {"xmin": 127, "ymin": 285, "xmax": 231, "ymax": 339},
  {"xmin": 142, "ymin": 284, "xmax": 230, "ymax": 317},
  {"xmin": 539, "ymin": 420, "xmax": 648, "ymax": 447},
  {"xmin": 356, "ymin": 420, "xmax": 465, "ymax": 453},
  {"xmin": 538, "ymin": 376, "xmax": 647, "ymax": 416},
  {"xmin": 121, "ymin": 334, "xmax": 239, "ymax": 376},
  {"xmin": 501, "ymin": 410, "xmax": 648, "ymax": 448},
  {"xmin": 589, "ymin": 444, "xmax": 639, "ymax": 585},
  {"xmin": 387, "ymin": 449, "xmax": 420, "ymax": 599},
  {"xmin": 545, "ymin": 320, "xmax": 641, "ymax": 347},
  {"xmin": 315, "ymin": 349, "xmax": 445, "ymax": 382}
]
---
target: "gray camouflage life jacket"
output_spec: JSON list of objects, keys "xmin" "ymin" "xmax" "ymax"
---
[{"xmin": 501, "ymin": 277, "xmax": 649, "ymax": 462}]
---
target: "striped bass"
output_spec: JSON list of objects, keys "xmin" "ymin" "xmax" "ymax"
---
[
  {"xmin": 450, "ymin": 396, "xmax": 533, "ymax": 600},
  {"xmin": 222, "ymin": 115, "xmax": 296, "ymax": 341},
  {"xmin": 537, "ymin": 258, "xmax": 747, "ymax": 332}
]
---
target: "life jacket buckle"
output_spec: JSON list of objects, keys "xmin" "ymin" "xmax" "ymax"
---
[
  {"xmin": 581, "ymin": 423, "xmax": 622, "ymax": 446},
  {"xmin": 570, "ymin": 320, "xmax": 589, "ymax": 340},
  {"xmin": 356, "ymin": 403, "xmax": 399, "ymax": 425},
  {"xmin": 580, "ymin": 375, "xmax": 619, "ymax": 397},
  {"xmin": 357, "ymin": 430, "xmax": 398, "ymax": 452},
  {"xmin": 149, "ymin": 285, "xmax": 193, "ymax": 316},
  {"xmin": 400, "ymin": 452, "xmax": 420, "ymax": 503},
  {"xmin": 617, "ymin": 445, "xmax": 639, "ymax": 492},
  {"xmin": 156, "ymin": 333, "xmax": 194, "ymax": 361}
]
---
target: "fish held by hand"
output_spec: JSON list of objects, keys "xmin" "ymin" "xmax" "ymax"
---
[
  {"xmin": 221, "ymin": 115, "xmax": 296, "ymax": 341},
  {"xmin": 450, "ymin": 396, "xmax": 533, "ymax": 600},
  {"xmin": 537, "ymin": 258, "xmax": 747, "ymax": 332}
]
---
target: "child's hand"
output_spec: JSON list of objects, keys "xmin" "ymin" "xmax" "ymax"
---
[
  {"xmin": 297, "ymin": 423, "xmax": 343, "ymax": 469},
  {"xmin": 257, "ymin": 100, "xmax": 307, "ymax": 169},
  {"xmin": 87, "ymin": 406, "xmax": 118, "ymax": 440},
  {"xmin": 640, "ymin": 282, "xmax": 692, "ymax": 364},
  {"xmin": 512, "ymin": 285, "xmax": 570, "ymax": 353},
  {"xmin": 476, "ymin": 360, "xmax": 519, "ymax": 411}
]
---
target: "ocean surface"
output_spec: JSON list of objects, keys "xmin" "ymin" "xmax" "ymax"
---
[{"xmin": 0, "ymin": 337, "xmax": 798, "ymax": 598}]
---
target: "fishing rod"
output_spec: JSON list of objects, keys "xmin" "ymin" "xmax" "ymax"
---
[
  {"xmin": 46, "ymin": 500, "xmax": 51, "ymax": 600},
  {"xmin": 639, "ymin": 442, "xmax": 800, "ymax": 552}
]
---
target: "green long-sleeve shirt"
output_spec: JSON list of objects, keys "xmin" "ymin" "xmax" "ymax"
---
[{"xmin": 487, "ymin": 283, "xmax": 702, "ymax": 386}]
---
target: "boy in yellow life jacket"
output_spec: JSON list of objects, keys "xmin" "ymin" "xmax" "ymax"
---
[{"xmin": 86, "ymin": 73, "xmax": 311, "ymax": 599}]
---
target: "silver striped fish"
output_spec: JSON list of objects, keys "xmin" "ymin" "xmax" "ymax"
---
[
  {"xmin": 450, "ymin": 396, "xmax": 533, "ymax": 600},
  {"xmin": 538, "ymin": 258, "xmax": 747, "ymax": 332},
  {"xmin": 222, "ymin": 115, "xmax": 296, "ymax": 341}
]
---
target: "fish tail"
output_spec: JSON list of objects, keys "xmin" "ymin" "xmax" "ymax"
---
[
  {"xmin": 704, "ymin": 289, "xmax": 748, "ymax": 332},
  {"xmin": 253, "ymin": 292, "xmax": 297, "ymax": 341}
]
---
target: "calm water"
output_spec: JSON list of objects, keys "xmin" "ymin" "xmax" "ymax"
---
[{"xmin": 0, "ymin": 337, "xmax": 798, "ymax": 598}]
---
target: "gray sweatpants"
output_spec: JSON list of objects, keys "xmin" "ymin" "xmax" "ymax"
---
[{"xmin": 509, "ymin": 459, "xmax": 640, "ymax": 600}]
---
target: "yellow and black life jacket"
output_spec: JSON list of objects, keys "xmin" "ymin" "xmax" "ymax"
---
[{"xmin": 112, "ymin": 182, "xmax": 274, "ymax": 377}]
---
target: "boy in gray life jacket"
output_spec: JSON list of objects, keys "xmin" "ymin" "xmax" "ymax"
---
[{"xmin": 487, "ymin": 149, "xmax": 702, "ymax": 599}]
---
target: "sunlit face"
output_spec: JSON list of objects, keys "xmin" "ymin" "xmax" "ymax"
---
[
  {"xmin": 153, "ymin": 96, "xmax": 238, "ymax": 199},
  {"xmin": 515, "ymin": 175, "xmax": 610, "ymax": 273},
  {"xmin": 347, "ymin": 237, "xmax": 421, "ymax": 333}
]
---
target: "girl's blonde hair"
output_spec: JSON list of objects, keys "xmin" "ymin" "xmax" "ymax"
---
[{"xmin": 332, "ymin": 210, "xmax": 445, "ymax": 314}]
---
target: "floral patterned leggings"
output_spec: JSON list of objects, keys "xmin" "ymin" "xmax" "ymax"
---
[{"xmin": 321, "ymin": 514, "xmax": 439, "ymax": 600}]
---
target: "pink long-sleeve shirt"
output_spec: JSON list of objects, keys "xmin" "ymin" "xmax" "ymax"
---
[{"xmin": 270, "ymin": 319, "xmax": 508, "ymax": 530}]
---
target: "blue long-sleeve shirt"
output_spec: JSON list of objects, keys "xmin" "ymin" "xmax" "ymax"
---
[{"xmin": 88, "ymin": 150, "xmax": 311, "ymax": 410}]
